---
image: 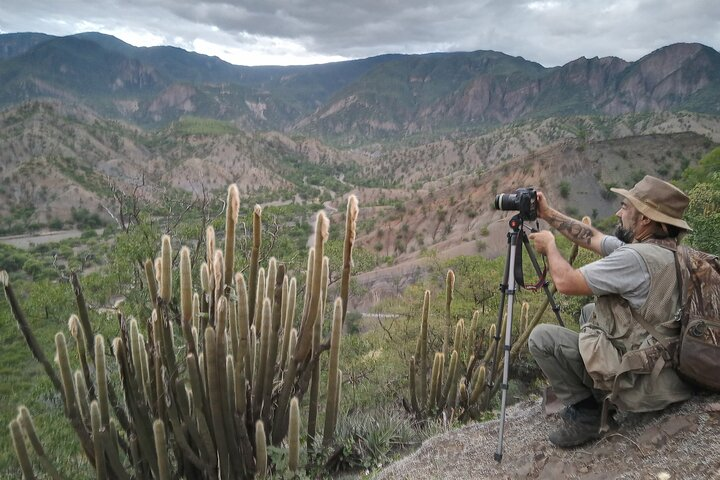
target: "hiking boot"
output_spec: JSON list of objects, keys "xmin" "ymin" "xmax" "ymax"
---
[{"xmin": 549, "ymin": 405, "xmax": 602, "ymax": 448}]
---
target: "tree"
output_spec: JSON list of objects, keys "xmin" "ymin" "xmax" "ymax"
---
[
  {"xmin": 685, "ymin": 172, "xmax": 720, "ymax": 255},
  {"xmin": 676, "ymin": 147, "xmax": 720, "ymax": 255},
  {"xmin": 677, "ymin": 147, "xmax": 720, "ymax": 193}
]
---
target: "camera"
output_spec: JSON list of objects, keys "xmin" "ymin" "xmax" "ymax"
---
[{"xmin": 493, "ymin": 187, "xmax": 538, "ymax": 221}]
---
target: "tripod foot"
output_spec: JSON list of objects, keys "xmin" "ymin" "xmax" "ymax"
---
[{"xmin": 494, "ymin": 452, "xmax": 503, "ymax": 463}]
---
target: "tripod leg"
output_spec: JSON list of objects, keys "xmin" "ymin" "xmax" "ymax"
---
[
  {"xmin": 494, "ymin": 232, "xmax": 519, "ymax": 463},
  {"xmin": 488, "ymin": 233, "xmax": 513, "ymax": 385},
  {"xmin": 520, "ymin": 232, "xmax": 564, "ymax": 327}
]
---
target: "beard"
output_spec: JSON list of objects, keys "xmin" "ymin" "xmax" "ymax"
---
[{"xmin": 614, "ymin": 223, "xmax": 635, "ymax": 243}]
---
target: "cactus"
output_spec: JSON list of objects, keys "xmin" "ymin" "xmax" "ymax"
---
[
  {"xmin": 288, "ymin": 397, "xmax": 300, "ymax": 473},
  {"xmin": 295, "ymin": 211, "xmax": 328, "ymax": 361},
  {"xmin": 224, "ymin": 184, "xmax": 240, "ymax": 293},
  {"xmin": 443, "ymin": 270, "xmax": 455, "ymax": 356},
  {"xmin": 254, "ymin": 420, "xmax": 267, "ymax": 479},
  {"xmin": 405, "ymin": 217, "xmax": 591, "ymax": 420},
  {"xmin": 10, "ymin": 418, "xmax": 36, "ymax": 480},
  {"xmin": 14, "ymin": 406, "xmax": 63, "ymax": 480},
  {"xmin": 153, "ymin": 420, "xmax": 171, "ymax": 480},
  {"xmin": 404, "ymin": 265, "xmax": 534, "ymax": 419},
  {"xmin": 90, "ymin": 401, "xmax": 107, "ymax": 480},
  {"xmin": 419, "ymin": 290, "xmax": 429, "ymax": 409},
  {"xmin": 248, "ymin": 205, "xmax": 262, "ymax": 325},
  {"xmin": 160, "ymin": 235, "xmax": 172, "ymax": 303},
  {"xmin": 340, "ymin": 195, "xmax": 359, "ymax": 324},
  {"xmin": 322, "ymin": 298, "xmax": 343, "ymax": 446},
  {"xmin": 3, "ymin": 188, "xmax": 359, "ymax": 479}
]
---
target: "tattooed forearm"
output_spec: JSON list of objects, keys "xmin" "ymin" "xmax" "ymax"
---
[
  {"xmin": 547, "ymin": 211, "xmax": 595, "ymax": 245},
  {"xmin": 558, "ymin": 220, "xmax": 595, "ymax": 245}
]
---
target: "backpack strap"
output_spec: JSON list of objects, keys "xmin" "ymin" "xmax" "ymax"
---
[{"xmin": 630, "ymin": 244, "xmax": 684, "ymax": 352}]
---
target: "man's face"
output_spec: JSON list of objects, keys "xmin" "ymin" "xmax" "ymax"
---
[{"xmin": 614, "ymin": 200, "xmax": 641, "ymax": 243}]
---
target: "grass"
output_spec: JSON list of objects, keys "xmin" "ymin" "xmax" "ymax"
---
[
  {"xmin": 0, "ymin": 290, "xmax": 93, "ymax": 479},
  {"xmin": 0, "ymin": 274, "xmax": 126, "ymax": 479},
  {"xmin": 172, "ymin": 116, "xmax": 239, "ymax": 136}
]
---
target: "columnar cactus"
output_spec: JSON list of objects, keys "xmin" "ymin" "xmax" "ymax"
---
[
  {"xmin": 443, "ymin": 270, "xmax": 455, "ymax": 356},
  {"xmin": 405, "ymin": 271, "xmax": 533, "ymax": 420},
  {"xmin": 4, "ymin": 187, "xmax": 361, "ymax": 479}
]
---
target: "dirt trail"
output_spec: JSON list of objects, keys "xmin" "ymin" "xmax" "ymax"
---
[{"xmin": 0, "ymin": 229, "xmax": 92, "ymax": 249}]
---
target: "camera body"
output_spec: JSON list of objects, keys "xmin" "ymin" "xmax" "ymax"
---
[{"xmin": 494, "ymin": 187, "xmax": 538, "ymax": 221}]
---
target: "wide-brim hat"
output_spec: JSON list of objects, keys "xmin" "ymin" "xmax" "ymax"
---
[{"xmin": 610, "ymin": 175, "xmax": 692, "ymax": 231}]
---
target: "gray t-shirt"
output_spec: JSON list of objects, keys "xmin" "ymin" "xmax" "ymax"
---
[{"xmin": 578, "ymin": 236, "xmax": 651, "ymax": 309}]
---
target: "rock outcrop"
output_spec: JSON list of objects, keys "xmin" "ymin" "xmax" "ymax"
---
[{"xmin": 377, "ymin": 393, "xmax": 720, "ymax": 479}]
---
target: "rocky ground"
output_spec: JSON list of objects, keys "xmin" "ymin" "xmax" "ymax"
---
[{"xmin": 376, "ymin": 393, "xmax": 720, "ymax": 480}]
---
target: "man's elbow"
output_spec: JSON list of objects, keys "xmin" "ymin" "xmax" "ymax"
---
[
  {"xmin": 552, "ymin": 272, "xmax": 591, "ymax": 296},
  {"xmin": 554, "ymin": 278, "xmax": 575, "ymax": 295}
]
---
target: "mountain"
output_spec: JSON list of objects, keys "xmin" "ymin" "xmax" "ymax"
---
[
  {"xmin": 303, "ymin": 43, "xmax": 720, "ymax": 144},
  {"xmin": 1, "ymin": 33, "xmax": 720, "ymax": 145},
  {"xmin": 0, "ymin": 32, "xmax": 394, "ymax": 130},
  {"xmin": 0, "ymin": 100, "xmax": 365, "ymax": 234},
  {"xmin": 0, "ymin": 32, "xmax": 53, "ymax": 60}
]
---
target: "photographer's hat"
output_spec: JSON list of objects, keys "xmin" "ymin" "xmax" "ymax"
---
[{"xmin": 610, "ymin": 175, "xmax": 692, "ymax": 231}]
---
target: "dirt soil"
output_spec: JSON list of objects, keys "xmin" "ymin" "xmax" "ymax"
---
[{"xmin": 376, "ymin": 393, "xmax": 720, "ymax": 480}]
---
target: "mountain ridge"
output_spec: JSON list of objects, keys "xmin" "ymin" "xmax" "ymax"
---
[{"xmin": 1, "ymin": 33, "xmax": 719, "ymax": 145}]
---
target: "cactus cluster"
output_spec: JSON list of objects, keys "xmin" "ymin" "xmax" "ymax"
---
[
  {"xmin": 405, "ymin": 275, "xmax": 530, "ymax": 421},
  {"xmin": 406, "ymin": 220, "xmax": 588, "ymax": 421},
  {"xmin": 4, "ymin": 185, "xmax": 360, "ymax": 479}
]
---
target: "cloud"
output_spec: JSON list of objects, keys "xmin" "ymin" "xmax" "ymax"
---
[{"xmin": 0, "ymin": 0, "xmax": 718, "ymax": 66}]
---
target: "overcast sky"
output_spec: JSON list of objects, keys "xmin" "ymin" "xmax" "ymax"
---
[{"xmin": 1, "ymin": 0, "xmax": 718, "ymax": 67}]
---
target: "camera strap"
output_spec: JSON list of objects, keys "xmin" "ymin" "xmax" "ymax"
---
[{"xmin": 514, "ymin": 234, "xmax": 548, "ymax": 291}]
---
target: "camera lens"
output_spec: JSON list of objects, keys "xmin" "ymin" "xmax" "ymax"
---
[{"xmin": 493, "ymin": 193, "xmax": 518, "ymax": 211}]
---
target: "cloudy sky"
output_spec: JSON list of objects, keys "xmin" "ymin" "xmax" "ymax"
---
[{"xmin": 1, "ymin": 0, "xmax": 718, "ymax": 67}]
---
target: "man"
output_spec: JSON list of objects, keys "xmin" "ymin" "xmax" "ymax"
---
[{"xmin": 527, "ymin": 175, "xmax": 693, "ymax": 448}]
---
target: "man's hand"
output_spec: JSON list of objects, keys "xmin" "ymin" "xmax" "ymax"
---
[
  {"xmin": 533, "ymin": 191, "xmax": 606, "ymax": 256},
  {"xmin": 529, "ymin": 230, "xmax": 556, "ymax": 256},
  {"xmin": 535, "ymin": 191, "xmax": 552, "ymax": 221},
  {"xmin": 529, "ymin": 230, "xmax": 592, "ymax": 296}
]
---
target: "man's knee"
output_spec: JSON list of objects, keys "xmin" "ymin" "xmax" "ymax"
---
[
  {"xmin": 528, "ymin": 323, "xmax": 559, "ymax": 357},
  {"xmin": 579, "ymin": 303, "xmax": 595, "ymax": 326}
]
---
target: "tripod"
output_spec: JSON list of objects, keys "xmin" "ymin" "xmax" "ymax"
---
[{"xmin": 490, "ymin": 214, "xmax": 563, "ymax": 462}]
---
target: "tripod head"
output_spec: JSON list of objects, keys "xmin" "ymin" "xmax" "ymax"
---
[
  {"xmin": 508, "ymin": 213, "xmax": 539, "ymax": 234},
  {"xmin": 505, "ymin": 215, "xmax": 545, "ymax": 292}
]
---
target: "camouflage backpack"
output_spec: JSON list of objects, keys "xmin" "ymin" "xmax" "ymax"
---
[
  {"xmin": 640, "ymin": 242, "xmax": 720, "ymax": 391},
  {"xmin": 673, "ymin": 246, "xmax": 720, "ymax": 390}
]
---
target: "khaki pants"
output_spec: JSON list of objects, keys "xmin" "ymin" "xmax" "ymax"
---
[{"xmin": 528, "ymin": 323, "xmax": 604, "ymax": 405}]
